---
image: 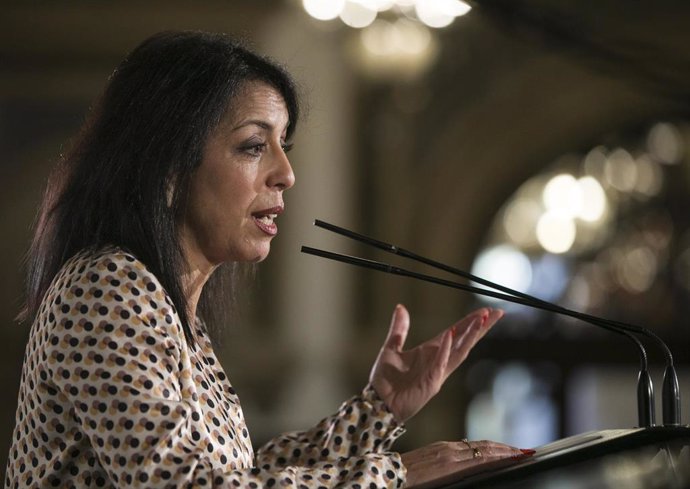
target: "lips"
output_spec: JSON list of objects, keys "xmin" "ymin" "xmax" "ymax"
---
[{"xmin": 252, "ymin": 206, "xmax": 283, "ymax": 236}]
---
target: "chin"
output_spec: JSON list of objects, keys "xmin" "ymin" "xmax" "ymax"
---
[
  {"xmin": 226, "ymin": 237, "xmax": 273, "ymax": 263},
  {"xmin": 250, "ymin": 253, "xmax": 269, "ymax": 263},
  {"xmin": 243, "ymin": 245, "xmax": 272, "ymax": 263}
]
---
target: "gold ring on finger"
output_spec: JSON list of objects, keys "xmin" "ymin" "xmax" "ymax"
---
[{"xmin": 472, "ymin": 448, "xmax": 482, "ymax": 459}]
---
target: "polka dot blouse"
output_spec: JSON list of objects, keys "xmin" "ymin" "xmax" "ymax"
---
[{"xmin": 5, "ymin": 248, "xmax": 407, "ymax": 488}]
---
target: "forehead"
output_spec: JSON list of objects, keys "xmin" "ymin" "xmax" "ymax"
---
[{"xmin": 222, "ymin": 81, "xmax": 289, "ymax": 129}]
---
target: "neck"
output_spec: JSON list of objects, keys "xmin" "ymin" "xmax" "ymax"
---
[
  {"xmin": 179, "ymin": 245, "xmax": 218, "ymax": 321},
  {"xmin": 178, "ymin": 228, "xmax": 218, "ymax": 320},
  {"xmin": 181, "ymin": 266, "xmax": 214, "ymax": 320}
]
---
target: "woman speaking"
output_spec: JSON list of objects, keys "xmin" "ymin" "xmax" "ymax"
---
[{"xmin": 5, "ymin": 31, "xmax": 531, "ymax": 489}]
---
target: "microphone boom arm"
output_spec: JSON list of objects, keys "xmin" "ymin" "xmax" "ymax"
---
[{"xmin": 303, "ymin": 219, "xmax": 683, "ymax": 426}]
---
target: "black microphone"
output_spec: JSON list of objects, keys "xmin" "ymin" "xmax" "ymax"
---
[{"xmin": 303, "ymin": 219, "xmax": 683, "ymax": 427}]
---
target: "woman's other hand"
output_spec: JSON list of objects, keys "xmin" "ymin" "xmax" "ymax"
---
[
  {"xmin": 369, "ymin": 304, "xmax": 503, "ymax": 422},
  {"xmin": 401, "ymin": 440, "xmax": 534, "ymax": 489}
]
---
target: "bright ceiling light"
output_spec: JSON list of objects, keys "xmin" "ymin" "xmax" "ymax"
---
[
  {"xmin": 536, "ymin": 211, "xmax": 576, "ymax": 254},
  {"xmin": 303, "ymin": 0, "xmax": 346, "ymax": 21},
  {"xmin": 358, "ymin": 0, "xmax": 396, "ymax": 11},
  {"xmin": 340, "ymin": 1, "xmax": 377, "ymax": 28},
  {"xmin": 415, "ymin": 0, "xmax": 456, "ymax": 28},
  {"xmin": 543, "ymin": 173, "xmax": 582, "ymax": 218},
  {"xmin": 442, "ymin": 0, "xmax": 472, "ymax": 16},
  {"xmin": 577, "ymin": 176, "xmax": 607, "ymax": 222}
]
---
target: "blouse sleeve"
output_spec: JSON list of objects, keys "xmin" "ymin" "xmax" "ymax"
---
[
  {"xmin": 43, "ymin": 252, "xmax": 406, "ymax": 489},
  {"xmin": 255, "ymin": 385, "xmax": 406, "ymax": 466}
]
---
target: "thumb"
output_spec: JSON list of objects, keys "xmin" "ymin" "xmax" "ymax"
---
[{"xmin": 383, "ymin": 304, "xmax": 410, "ymax": 352}]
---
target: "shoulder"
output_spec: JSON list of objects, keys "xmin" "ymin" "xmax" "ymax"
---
[
  {"xmin": 57, "ymin": 246, "xmax": 164, "ymax": 296},
  {"xmin": 60, "ymin": 246, "xmax": 155, "ymax": 281},
  {"xmin": 45, "ymin": 246, "xmax": 182, "ymax": 336}
]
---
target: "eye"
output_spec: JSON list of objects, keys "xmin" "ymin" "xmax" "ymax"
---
[{"xmin": 239, "ymin": 143, "xmax": 266, "ymax": 157}]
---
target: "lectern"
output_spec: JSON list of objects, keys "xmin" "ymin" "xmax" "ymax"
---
[{"xmin": 445, "ymin": 426, "xmax": 690, "ymax": 489}]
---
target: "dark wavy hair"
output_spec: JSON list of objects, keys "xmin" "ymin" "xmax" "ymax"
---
[{"xmin": 21, "ymin": 31, "xmax": 300, "ymax": 343}]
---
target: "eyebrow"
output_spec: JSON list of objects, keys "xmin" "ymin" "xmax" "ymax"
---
[{"xmin": 232, "ymin": 120, "xmax": 280, "ymax": 132}]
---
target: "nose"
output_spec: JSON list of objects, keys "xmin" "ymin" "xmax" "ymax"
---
[{"xmin": 267, "ymin": 144, "xmax": 295, "ymax": 191}]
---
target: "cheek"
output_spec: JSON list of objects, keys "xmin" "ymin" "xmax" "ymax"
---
[{"xmin": 205, "ymin": 169, "xmax": 259, "ymax": 223}]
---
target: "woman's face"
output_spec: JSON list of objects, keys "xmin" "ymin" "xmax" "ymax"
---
[{"xmin": 179, "ymin": 82, "xmax": 295, "ymax": 270}]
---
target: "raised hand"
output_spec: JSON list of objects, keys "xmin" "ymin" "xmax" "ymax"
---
[{"xmin": 369, "ymin": 304, "xmax": 503, "ymax": 422}]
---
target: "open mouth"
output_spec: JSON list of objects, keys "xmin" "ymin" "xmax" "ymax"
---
[
  {"xmin": 254, "ymin": 213, "xmax": 278, "ymax": 226},
  {"xmin": 252, "ymin": 206, "xmax": 283, "ymax": 236}
]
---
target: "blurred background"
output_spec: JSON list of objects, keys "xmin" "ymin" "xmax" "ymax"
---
[{"xmin": 2, "ymin": 0, "xmax": 690, "ymax": 478}]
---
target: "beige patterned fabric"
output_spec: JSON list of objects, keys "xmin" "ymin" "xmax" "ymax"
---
[{"xmin": 5, "ymin": 248, "xmax": 406, "ymax": 488}]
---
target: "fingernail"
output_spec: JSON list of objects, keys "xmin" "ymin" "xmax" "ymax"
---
[{"xmin": 510, "ymin": 449, "xmax": 535, "ymax": 461}]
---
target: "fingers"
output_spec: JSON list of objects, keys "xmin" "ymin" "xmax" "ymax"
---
[
  {"xmin": 483, "ymin": 308, "xmax": 505, "ymax": 334},
  {"xmin": 401, "ymin": 440, "xmax": 533, "ymax": 489},
  {"xmin": 445, "ymin": 308, "xmax": 504, "ymax": 374},
  {"xmin": 464, "ymin": 440, "xmax": 530, "ymax": 460},
  {"xmin": 454, "ymin": 307, "xmax": 503, "ymax": 341},
  {"xmin": 429, "ymin": 329, "xmax": 453, "ymax": 390},
  {"xmin": 404, "ymin": 440, "xmax": 528, "ymax": 465},
  {"xmin": 383, "ymin": 304, "xmax": 410, "ymax": 352}
]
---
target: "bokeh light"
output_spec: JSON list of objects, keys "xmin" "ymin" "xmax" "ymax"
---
[
  {"xmin": 357, "ymin": 18, "xmax": 437, "ymax": 78},
  {"xmin": 543, "ymin": 173, "xmax": 582, "ymax": 218},
  {"xmin": 340, "ymin": 1, "xmax": 377, "ymax": 28},
  {"xmin": 303, "ymin": 0, "xmax": 346, "ymax": 21},
  {"xmin": 502, "ymin": 198, "xmax": 541, "ymax": 247},
  {"xmin": 613, "ymin": 245, "xmax": 657, "ymax": 293},
  {"xmin": 358, "ymin": 0, "xmax": 396, "ymax": 11},
  {"xmin": 415, "ymin": 0, "xmax": 471, "ymax": 28},
  {"xmin": 647, "ymin": 122, "xmax": 684, "ymax": 164},
  {"xmin": 583, "ymin": 145, "xmax": 608, "ymax": 181},
  {"xmin": 471, "ymin": 244, "xmax": 533, "ymax": 303},
  {"xmin": 536, "ymin": 211, "xmax": 576, "ymax": 254},
  {"xmin": 604, "ymin": 148, "xmax": 637, "ymax": 192},
  {"xmin": 633, "ymin": 154, "xmax": 663, "ymax": 196},
  {"xmin": 577, "ymin": 176, "xmax": 607, "ymax": 222}
]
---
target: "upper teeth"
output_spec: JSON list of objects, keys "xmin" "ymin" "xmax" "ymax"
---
[{"xmin": 258, "ymin": 214, "xmax": 277, "ymax": 222}]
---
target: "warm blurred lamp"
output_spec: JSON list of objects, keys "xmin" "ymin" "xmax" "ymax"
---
[
  {"xmin": 536, "ymin": 211, "xmax": 576, "ymax": 254},
  {"xmin": 301, "ymin": 0, "xmax": 471, "ymax": 78},
  {"xmin": 356, "ymin": 17, "xmax": 438, "ymax": 79},
  {"xmin": 302, "ymin": 0, "xmax": 346, "ymax": 20},
  {"xmin": 576, "ymin": 176, "xmax": 607, "ymax": 222},
  {"xmin": 604, "ymin": 148, "xmax": 637, "ymax": 192},
  {"xmin": 633, "ymin": 154, "xmax": 663, "ymax": 197},
  {"xmin": 614, "ymin": 245, "xmax": 657, "ymax": 293},
  {"xmin": 302, "ymin": 0, "xmax": 471, "ymax": 28},
  {"xmin": 503, "ymin": 198, "xmax": 541, "ymax": 247},
  {"xmin": 543, "ymin": 173, "xmax": 583, "ymax": 219},
  {"xmin": 647, "ymin": 122, "xmax": 684, "ymax": 164},
  {"xmin": 340, "ymin": 1, "xmax": 378, "ymax": 27},
  {"xmin": 415, "ymin": 0, "xmax": 471, "ymax": 28}
]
